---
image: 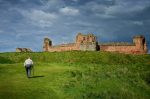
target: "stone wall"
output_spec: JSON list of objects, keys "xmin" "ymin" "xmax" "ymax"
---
[
  {"xmin": 99, "ymin": 35, "xmax": 148, "ymax": 54},
  {"xmin": 47, "ymin": 43, "xmax": 77, "ymax": 52},
  {"xmin": 99, "ymin": 45, "xmax": 147, "ymax": 54},
  {"xmin": 16, "ymin": 48, "xmax": 32, "ymax": 52},
  {"xmin": 100, "ymin": 45, "xmax": 137, "ymax": 54},
  {"xmin": 79, "ymin": 42, "xmax": 97, "ymax": 51}
]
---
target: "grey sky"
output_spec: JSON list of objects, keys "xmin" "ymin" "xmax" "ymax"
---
[{"xmin": 0, "ymin": 0, "xmax": 150, "ymax": 52}]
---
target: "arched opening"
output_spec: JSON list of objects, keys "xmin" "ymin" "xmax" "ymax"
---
[{"xmin": 142, "ymin": 38, "xmax": 145, "ymax": 45}]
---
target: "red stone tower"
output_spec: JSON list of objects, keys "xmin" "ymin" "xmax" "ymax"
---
[
  {"xmin": 133, "ymin": 35, "xmax": 148, "ymax": 54},
  {"xmin": 76, "ymin": 33, "xmax": 96, "ymax": 43},
  {"xmin": 76, "ymin": 33, "xmax": 97, "ymax": 51},
  {"xmin": 43, "ymin": 38, "xmax": 52, "ymax": 52}
]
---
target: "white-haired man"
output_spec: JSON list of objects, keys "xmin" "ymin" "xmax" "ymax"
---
[{"xmin": 24, "ymin": 57, "xmax": 33, "ymax": 78}]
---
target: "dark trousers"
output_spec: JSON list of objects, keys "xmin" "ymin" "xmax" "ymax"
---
[{"xmin": 25, "ymin": 64, "xmax": 32, "ymax": 77}]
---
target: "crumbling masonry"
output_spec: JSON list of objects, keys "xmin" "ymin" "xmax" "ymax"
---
[
  {"xmin": 16, "ymin": 48, "xmax": 32, "ymax": 52},
  {"xmin": 43, "ymin": 33, "xmax": 148, "ymax": 54}
]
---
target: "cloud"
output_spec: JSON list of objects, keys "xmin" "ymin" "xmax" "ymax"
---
[
  {"xmin": 0, "ymin": 30, "xmax": 3, "ymax": 33},
  {"xmin": 104, "ymin": 0, "xmax": 150, "ymax": 16},
  {"xmin": 40, "ymin": 0, "xmax": 65, "ymax": 10},
  {"xmin": 132, "ymin": 21, "xmax": 144, "ymax": 26},
  {"xmin": 59, "ymin": 7, "xmax": 79, "ymax": 16},
  {"xmin": 83, "ymin": 0, "xmax": 150, "ymax": 19},
  {"xmin": 72, "ymin": 0, "xmax": 78, "ymax": 2},
  {"xmin": 20, "ymin": 9, "xmax": 58, "ymax": 27}
]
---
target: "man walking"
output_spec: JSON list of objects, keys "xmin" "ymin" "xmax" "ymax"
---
[{"xmin": 24, "ymin": 57, "xmax": 33, "ymax": 78}]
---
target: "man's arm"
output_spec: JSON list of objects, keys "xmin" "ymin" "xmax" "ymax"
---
[
  {"xmin": 24, "ymin": 62, "xmax": 26, "ymax": 66},
  {"xmin": 32, "ymin": 60, "xmax": 33, "ymax": 65},
  {"xmin": 30, "ymin": 60, "xmax": 33, "ymax": 66}
]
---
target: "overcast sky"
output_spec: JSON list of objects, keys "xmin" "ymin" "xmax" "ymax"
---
[{"xmin": 0, "ymin": 0, "xmax": 150, "ymax": 52}]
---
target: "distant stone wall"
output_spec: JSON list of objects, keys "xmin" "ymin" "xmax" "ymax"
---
[
  {"xmin": 16, "ymin": 48, "xmax": 32, "ymax": 52},
  {"xmin": 100, "ymin": 45, "xmax": 139, "ymax": 54},
  {"xmin": 47, "ymin": 44, "xmax": 77, "ymax": 52},
  {"xmin": 99, "ymin": 35, "xmax": 148, "ymax": 54}
]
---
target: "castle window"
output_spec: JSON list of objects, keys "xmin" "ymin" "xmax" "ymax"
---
[
  {"xmin": 87, "ymin": 37, "xmax": 89, "ymax": 41},
  {"xmin": 83, "ymin": 37, "xmax": 85, "ymax": 40},
  {"xmin": 143, "ymin": 38, "xmax": 145, "ymax": 45}
]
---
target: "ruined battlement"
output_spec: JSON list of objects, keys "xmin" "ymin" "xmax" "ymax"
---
[
  {"xmin": 99, "ymin": 42, "xmax": 134, "ymax": 46},
  {"xmin": 76, "ymin": 33, "xmax": 96, "ymax": 44},
  {"xmin": 43, "ymin": 33, "xmax": 148, "ymax": 54},
  {"xmin": 16, "ymin": 48, "xmax": 32, "ymax": 52}
]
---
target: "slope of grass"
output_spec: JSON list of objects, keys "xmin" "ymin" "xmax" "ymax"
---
[
  {"xmin": 0, "ymin": 51, "xmax": 150, "ymax": 99},
  {"xmin": 0, "ymin": 51, "xmax": 150, "ymax": 64}
]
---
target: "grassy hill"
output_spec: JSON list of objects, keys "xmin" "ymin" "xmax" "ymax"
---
[{"xmin": 0, "ymin": 51, "xmax": 150, "ymax": 99}]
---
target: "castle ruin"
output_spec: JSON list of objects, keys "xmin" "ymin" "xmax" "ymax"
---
[
  {"xmin": 43, "ymin": 33, "xmax": 148, "ymax": 54},
  {"xmin": 16, "ymin": 48, "xmax": 32, "ymax": 52}
]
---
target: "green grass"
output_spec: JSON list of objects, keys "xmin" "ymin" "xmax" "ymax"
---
[{"xmin": 0, "ymin": 51, "xmax": 150, "ymax": 99}]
